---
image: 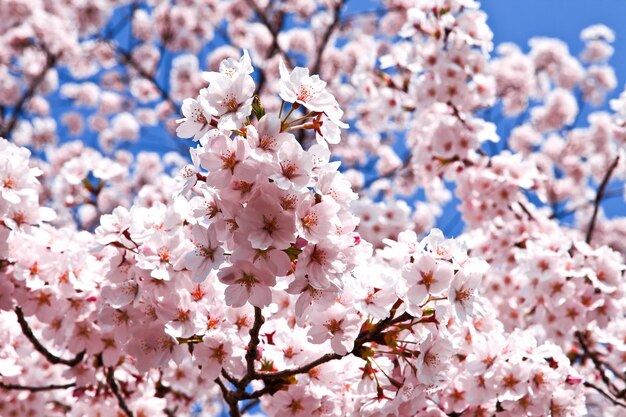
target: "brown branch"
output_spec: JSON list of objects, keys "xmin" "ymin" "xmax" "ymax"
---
[
  {"xmin": 215, "ymin": 303, "xmax": 416, "ymax": 415},
  {"xmin": 106, "ymin": 367, "xmax": 134, "ymax": 417},
  {"xmin": 0, "ymin": 380, "xmax": 76, "ymax": 392},
  {"xmin": 1, "ymin": 51, "xmax": 58, "ymax": 138},
  {"xmin": 576, "ymin": 331, "xmax": 625, "ymax": 398},
  {"xmin": 243, "ymin": 0, "xmax": 291, "ymax": 64},
  {"xmin": 584, "ymin": 381, "xmax": 626, "ymax": 409},
  {"xmin": 246, "ymin": 308, "xmax": 264, "ymax": 376},
  {"xmin": 256, "ymin": 352, "xmax": 342, "ymax": 382},
  {"xmin": 215, "ymin": 377, "xmax": 241, "ymax": 417},
  {"xmin": 243, "ymin": 0, "xmax": 290, "ymax": 96},
  {"xmin": 112, "ymin": 45, "xmax": 178, "ymax": 113},
  {"xmin": 256, "ymin": 311, "xmax": 414, "ymax": 383},
  {"xmin": 311, "ymin": 0, "xmax": 346, "ymax": 75},
  {"xmin": 240, "ymin": 399, "xmax": 260, "ymax": 414},
  {"xmin": 585, "ymin": 156, "xmax": 620, "ymax": 244},
  {"xmin": 15, "ymin": 307, "xmax": 85, "ymax": 367},
  {"xmin": 221, "ymin": 368, "xmax": 239, "ymax": 387},
  {"xmin": 517, "ymin": 201, "xmax": 535, "ymax": 221},
  {"xmin": 549, "ymin": 187, "xmax": 624, "ymax": 220}
]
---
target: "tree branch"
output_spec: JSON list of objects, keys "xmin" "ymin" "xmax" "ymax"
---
[
  {"xmin": 549, "ymin": 187, "xmax": 623, "ymax": 220},
  {"xmin": 15, "ymin": 307, "xmax": 85, "ymax": 367},
  {"xmin": 243, "ymin": 0, "xmax": 290, "ymax": 96},
  {"xmin": 585, "ymin": 155, "xmax": 620, "ymax": 244},
  {"xmin": 311, "ymin": 0, "xmax": 346, "ymax": 75},
  {"xmin": 0, "ymin": 51, "xmax": 58, "ymax": 138},
  {"xmin": 576, "ymin": 331, "xmax": 625, "ymax": 399},
  {"xmin": 240, "ymin": 399, "xmax": 260, "ymax": 414},
  {"xmin": 109, "ymin": 43, "xmax": 178, "ymax": 113},
  {"xmin": 239, "ymin": 306, "xmax": 265, "ymax": 388},
  {"xmin": 215, "ymin": 377, "xmax": 241, "ymax": 417},
  {"xmin": 0, "ymin": 380, "xmax": 75, "ymax": 392},
  {"xmin": 584, "ymin": 380, "xmax": 626, "ymax": 409},
  {"xmin": 106, "ymin": 367, "xmax": 134, "ymax": 417},
  {"xmin": 255, "ymin": 311, "xmax": 414, "ymax": 383}
]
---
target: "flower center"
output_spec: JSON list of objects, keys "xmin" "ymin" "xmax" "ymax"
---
[
  {"xmin": 280, "ymin": 161, "xmax": 298, "ymax": 179},
  {"xmin": 297, "ymin": 84, "xmax": 313, "ymax": 102},
  {"xmin": 262, "ymin": 215, "xmax": 279, "ymax": 235},
  {"xmin": 223, "ymin": 93, "xmax": 239, "ymax": 113}
]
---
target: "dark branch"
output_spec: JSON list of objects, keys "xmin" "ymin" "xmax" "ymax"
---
[
  {"xmin": 243, "ymin": 0, "xmax": 289, "ymax": 96},
  {"xmin": 1, "ymin": 51, "xmax": 58, "ymax": 138},
  {"xmin": 239, "ymin": 307, "xmax": 265, "ymax": 388},
  {"xmin": 215, "ymin": 377, "xmax": 241, "ymax": 417},
  {"xmin": 256, "ymin": 352, "xmax": 341, "ymax": 382},
  {"xmin": 576, "ymin": 331, "xmax": 625, "ymax": 399},
  {"xmin": 0, "ymin": 380, "xmax": 75, "ymax": 392},
  {"xmin": 240, "ymin": 399, "xmax": 260, "ymax": 414},
  {"xmin": 585, "ymin": 155, "xmax": 620, "ymax": 244},
  {"xmin": 15, "ymin": 307, "xmax": 85, "ymax": 367},
  {"xmin": 549, "ymin": 187, "xmax": 624, "ymax": 220},
  {"xmin": 256, "ymin": 311, "xmax": 414, "ymax": 382},
  {"xmin": 106, "ymin": 367, "xmax": 134, "ymax": 417},
  {"xmin": 311, "ymin": 0, "xmax": 346, "ymax": 75},
  {"xmin": 584, "ymin": 381, "xmax": 626, "ymax": 409}
]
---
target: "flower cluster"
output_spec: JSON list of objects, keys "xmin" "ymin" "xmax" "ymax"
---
[{"xmin": 2, "ymin": 1, "xmax": 626, "ymax": 416}]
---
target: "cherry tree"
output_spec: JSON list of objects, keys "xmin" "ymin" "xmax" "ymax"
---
[{"xmin": 1, "ymin": 1, "xmax": 625, "ymax": 417}]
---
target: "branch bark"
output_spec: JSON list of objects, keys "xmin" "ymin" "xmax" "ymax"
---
[
  {"xmin": 243, "ymin": 0, "xmax": 290, "ymax": 96},
  {"xmin": 0, "ymin": 51, "xmax": 58, "ymax": 138},
  {"xmin": 576, "ymin": 331, "xmax": 626, "ymax": 402},
  {"xmin": 585, "ymin": 155, "xmax": 620, "ymax": 244},
  {"xmin": 0, "ymin": 381, "xmax": 75, "ymax": 392},
  {"xmin": 15, "ymin": 307, "xmax": 85, "ymax": 367},
  {"xmin": 106, "ymin": 367, "xmax": 134, "ymax": 417},
  {"xmin": 116, "ymin": 47, "xmax": 179, "ymax": 113},
  {"xmin": 311, "ymin": 0, "xmax": 346, "ymax": 75}
]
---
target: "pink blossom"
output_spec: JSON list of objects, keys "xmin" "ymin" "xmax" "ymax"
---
[{"xmin": 218, "ymin": 261, "xmax": 276, "ymax": 307}]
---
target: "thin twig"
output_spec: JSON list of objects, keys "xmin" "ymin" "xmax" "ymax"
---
[
  {"xmin": 243, "ymin": 0, "xmax": 290, "ymax": 95},
  {"xmin": 576, "ymin": 331, "xmax": 624, "ymax": 397},
  {"xmin": 1, "ymin": 51, "xmax": 58, "ymax": 138},
  {"xmin": 240, "ymin": 399, "xmax": 260, "ymax": 414},
  {"xmin": 221, "ymin": 368, "xmax": 239, "ymax": 387},
  {"xmin": 15, "ymin": 307, "xmax": 85, "ymax": 367},
  {"xmin": 106, "ymin": 367, "xmax": 134, "ymax": 417},
  {"xmin": 0, "ymin": 381, "xmax": 75, "ymax": 392},
  {"xmin": 584, "ymin": 381, "xmax": 626, "ymax": 409},
  {"xmin": 311, "ymin": 0, "xmax": 346, "ymax": 75},
  {"xmin": 585, "ymin": 156, "xmax": 620, "ymax": 243},
  {"xmin": 117, "ymin": 48, "xmax": 178, "ymax": 112},
  {"xmin": 215, "ymin": 377, "xmax": 241, "ymax": 417},
  {"xmin": 549, "ymin": 187, "xmax": 623, "ymax": 220},
  {"xmin": 239, "ymin": 307, "xmax": 264, "ymax": 388},
  {"xmin": 256, "ymin": 352, "xmax": 342, "ymax": 382},
  {"xmin": 255, "ymin": 311, "xmax": 414, "ymax": 382}
]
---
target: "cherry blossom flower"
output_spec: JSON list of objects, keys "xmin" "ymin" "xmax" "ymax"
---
[
  {"xmin": 448, "ymin": 270, "xmax": 480, "ymax": 321},
  {"xmin": 218, "ymin": 261, "xmax": 276, "ymax": 307},
  {"xmin": 307, "ymin": 304, "xmax": 361, "ymax": 355},
  {"xmin": 176, "ymin": 94, "xmax": 212, "ymax": 140},
  {"xmin": 247, "ymin": 114, "xmax": 294, "ymax": 161},
  {"xmin": 182, "ymin": 224, "xmax": 225, "ymax": 282},
  {"xmin": 237, "ymin": 193, "xmax": 295, "ymax": 250},
  {"xmin": 204, "ymin": 72, "xmax": 255, "ymax": 131},
  {"xmin": 278, "ymin": 59, "xmax": 347, "ymax": 126},
  {"xmin": 415, "ymin": 333, "xmax": 454, "ymax": 385},
  {"xmin": 402, "ymin": 253, "xmax": 454, "ymax": 306},
  {"xmin": 269, "ymin": 138, "xmax": 313, "ymax": 191}
]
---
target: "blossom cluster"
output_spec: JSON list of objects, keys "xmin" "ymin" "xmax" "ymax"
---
[{"xmin": 1, "ymin": 0, "xmax": 626, "ymax": 416}]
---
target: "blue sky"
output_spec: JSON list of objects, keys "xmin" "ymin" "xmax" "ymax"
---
[
  {"xmin": 479, "ymin": 1, "xmax": 626, "ymax": 221},
  {"xmin": 47, "ymin": 0, "xmax": 625, "ymax": 236},
  {"xmin": 482, "ymin": 0, "xmax": 626, "ymax": 92}
]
